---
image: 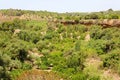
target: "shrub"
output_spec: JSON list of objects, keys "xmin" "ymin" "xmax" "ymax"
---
[
  {"xmin": 71, "ymin": 72, "xmax": 87, "ymax": 80},
  {"xmin": 103, "ymin": 49, "xmax": 120, "ymax": 69}
]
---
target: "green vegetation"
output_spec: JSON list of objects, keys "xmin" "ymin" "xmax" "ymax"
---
[{"xmin": 0, "ymin": 9, "xmax": 120, "ymax": 80}]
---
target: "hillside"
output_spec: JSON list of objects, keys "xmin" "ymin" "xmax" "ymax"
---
[{"xmin": 0, "ymin": 9, "xmax": 120, "ymax": 80}]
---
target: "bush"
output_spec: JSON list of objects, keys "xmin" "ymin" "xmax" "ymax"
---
[
  {"xmin": 71, "ymin": 72, "xmax": 87, "ymax": 80},
  {"xmin": 103, "ymin": 49, "xmax": 120, "ymax": 69},
  {"xmin": 90, "ymin": 25, "xmax": 103, "ymax": 39},
  {"xmin": 18, "ymin": 31, "xmax": 40, "ymax": 43},
  {"xmin": 1, "ymin": 19, "xmax": 26, "ymax": 32},
  {"xmin": 66, "ymin": 51, "xmax": 86, "ymax": 71}
]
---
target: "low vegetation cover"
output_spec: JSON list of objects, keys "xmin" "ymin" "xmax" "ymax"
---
[{"xmin": 0, "ymin": 9, "xmax": 120, "ymax": 80}]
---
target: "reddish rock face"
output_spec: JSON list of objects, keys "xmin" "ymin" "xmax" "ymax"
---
[
  {"xmin": 59, "ymin": 19, "xmax": 120, "ymax": 28},
  {"xmin": 113, "ymin": 19, "xmax": 120, "ymax": 27},
  {"xmin": 102, "ymin": 19, "xmax": 108, "ymax": 25},
  {"xmin": 102, "ymin": 19, "xmax": 120, "ymax": 27}
]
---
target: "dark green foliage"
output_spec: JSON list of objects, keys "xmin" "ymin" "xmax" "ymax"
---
[
  {"xmin": 0, "ymin": 51, "xmax": 20, "ymax": 79},
  {"xmin": 66, "ymin": 51, "xmax": 85, "ymax": 71},
  {"xmin": 90, "ymin": 25, "xmax": 103, "ymax": 39},
  {"xmin": 0, "ymin": 52, "xmax": 11, "ymax": 67},
  {"xmin": 90, "ymin": 14, "xmax": 99, "ymax": 19},
  {"xmin": 90, "ymin": 26, "xmax": 120, "ymax": 55},
  {"xmin": 18, "ymin": 31, "xmax": 41, "ymax": 43},
  {"xmin": 88, "ymin": 40, "xmax": 109, "ymax": 54},
  {"xmin": 18, "ymin": 49, "xmax": 28, "ymax": 62},
  {"xmin": 71, "ymin": 72, "xmax": 87, "ymax": 80},
  {"xmin": 0, "ymin": 19, "xmax": 26, "ymax": 32},
  {"xmin": 103, "ymin": 49, "xmax": 120, "ymax": 69}
]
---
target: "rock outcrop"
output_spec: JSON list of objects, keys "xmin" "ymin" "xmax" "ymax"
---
[{"xmin": 59, "ymin": 19, "xmax": 120, "ymax": 28}]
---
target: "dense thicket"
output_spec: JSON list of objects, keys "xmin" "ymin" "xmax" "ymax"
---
[{"xmin": 0, "ymin": 9, "xmax": 120, "ymax": 80}]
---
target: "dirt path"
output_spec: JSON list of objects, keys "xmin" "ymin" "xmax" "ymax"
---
[
  {"xmin": 84, "ymin": 57, "xmax": 120, "ymax": 80},
  {"xmin": 102, "ymin": 69, "xmax": 120, "ymax": 80}
]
